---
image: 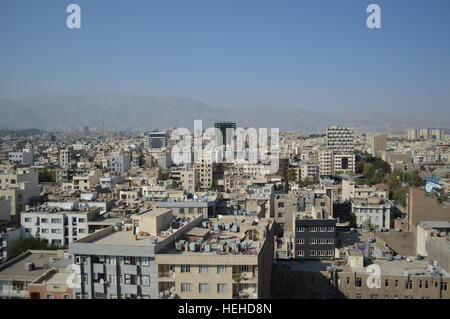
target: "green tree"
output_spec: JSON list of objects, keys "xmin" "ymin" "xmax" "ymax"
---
[
  {"xmin": 38, "ymin": 168, "xmax": 55, "ymax": 183},
  {"xmin": 7, "ymin": 237, "xmax": 61, "ymax": 261}
]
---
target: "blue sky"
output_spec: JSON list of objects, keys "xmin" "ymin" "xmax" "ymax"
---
[{"xmin": 0, "ymin": 0, "xmax": 449, "ymax": 114}]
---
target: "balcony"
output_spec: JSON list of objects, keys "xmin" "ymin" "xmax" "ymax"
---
[
  {"xmin": 233, "ymin": 285, "xmax": 258, "ymax": 299},
  {"xmin": 232, "ymin": 271, "xmax": 257, "ymax": 282},
  {"xmin": 158, "ymin": 271, "xmax": 175, "ymax": 281}
]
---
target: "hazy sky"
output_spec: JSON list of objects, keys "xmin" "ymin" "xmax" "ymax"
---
[{"xmin": 1, "ymin": 0, "xmax": 450, "ymax": 114}]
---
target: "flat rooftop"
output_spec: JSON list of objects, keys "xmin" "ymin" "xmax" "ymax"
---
[
  {"xmin": 419, "ymin": 221, "xmax": 450, "ymax": 229},
  {"xmin": 0, "ymin": 250, "xmax": 60, "ymax": 281},
  {"xmin": 163, "ymin": 217, "xmax": 272, "ymax": 256},
  {"xmin": 274, "ymin": 258, "xmax": 449, "ymax": 278},
  {"xmin": 78, "ymin": 214, "xmax": 202, "ymax": 247}
]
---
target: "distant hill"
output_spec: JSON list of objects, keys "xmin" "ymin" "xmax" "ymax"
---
[{"xmin": 0, "ymin": 94, "xmax": 449, "ymax": 133}]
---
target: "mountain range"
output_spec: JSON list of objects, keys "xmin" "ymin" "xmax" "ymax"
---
[{"xmin": 0, "ymin": 94, "xmax": 449, "ymax": 133}]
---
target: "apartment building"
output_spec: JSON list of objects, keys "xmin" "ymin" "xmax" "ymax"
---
[
  {"xmin": 341, "ymin": 179, "xmax": 388, "ymax": 202},
  {"xmin": 28, "ymin": 267, "xmax": 73, "ymax": 299},
  {"xmin": 300, "ymin": 163, "xmax": 319, "ymax": 181},
  {"xmin": 294, "ymin": 216, "xmax": 336, "ymax": 260},
  {"xmin": 326, "ymin": 126, "xmax": 355, "ymax": 154},
  {"xmin": 21, "ymin": 205, "xmax": 101, "ymax": 246},
  {"xmin": 180, "ymin": 168, "xmax": 200, "ymax": 193},
  {"xmin": 407, "ymin": 128, "xmax": 444, "ymax": 141},
  {"xmin": 193, "ymin": 162, "xmax": 213, "ymax": 190},
  {"xmin": 106, "ymin": 152, "xmax": 131, "ymax": 173},
  {"xmin": 274, "ymin": 192, "xmax": 301, "ymax": 236},
  {"xmin": 61, "ymin": 171, "xmax": 101, "ymax": 192},
  {"xmin": 272, "ymin": 258, "xmax": 450, "ymax": 299},
  {"xmin": 0, "ymin": 225, "xmax": 21, "ymax": 264},
  {"xmin": 416, "ymin": 221, "xmax": 450, "ymax": 258},
  {"xmin": 68, "ymin": 209, "xmax": 204, "ymax": 299},
  {"xmin": 351, "ymin": 197, "xmax": 393, "ymax": 230},
  {"xmin": 8, "ymin": 151, "xmax": 33, "ymax": 166},
  {"xmin": 372, "ymin": 134, "xmax": 387, "ymax": 156},
  {"xmin": 156, "ymin": 216, "xmax": 274, "ymax": 299},
  {"xmin": 0, "ymin": 250, "xmax": 67, "ymax": 299},
  {"xmin": 406, "ymin": 188, "xmax": 450, "ymax": 234},
  {"xmin": 146, "ymin": 132, "xmax": 168, "ymax": 149},
  {"xmin": 0, "ymin": 166, "xmax": 40, "ymax": 222},
  {"xmin": 59, "ymin": 149, "xmax": 70, "ymax": 168}
]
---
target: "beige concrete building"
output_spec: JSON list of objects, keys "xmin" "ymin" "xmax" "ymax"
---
[{"xmin": 156, "ymin": 216, "xmax": 274, "ymax": 299}]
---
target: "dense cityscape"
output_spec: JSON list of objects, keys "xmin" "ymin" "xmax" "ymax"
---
[{"xmin": 0, "ymin": 125, "xmax": 449, "ymax": 300}]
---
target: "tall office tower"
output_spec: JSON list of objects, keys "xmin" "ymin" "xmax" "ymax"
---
[
  {"xmin": 373, "ymin": 134, "xmax": 387, "ymax": 156},
  {"xmin": 326, "ymin": 126, "xmax": 354, "ymax": 154},
  {"xmin": 146, "ymin": 131, "xmax": 168, "ymax": 149},
  {"xmin": 214, "ymin": 121, "xmax": 236, "ymax": 147}
]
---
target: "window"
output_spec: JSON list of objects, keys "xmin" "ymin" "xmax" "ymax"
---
[
  {"xmin": 309, "ymin": 250, "xmax": 317, "ymax": 256},
  {"xmin": 406, "ymin": 281, "xmax": 413, "ymax": 290},
  {"xmin": 217, "ymin": 265, "xmax": 227, "ymax": 274},
  {"xmin": 124, "ymin": 274, "xmax": 136, "ymax": 285},
  {"xmin": 140, "ymin": 257, "xmax": 150, "ymax": 266},
  {"xmin": 41, "ymin": 218, "xmax": 48, "ymax": 223},
  {"xmin": 297, "ymin": 227, "xmax": 305, "ymax": 232},
  {"xmin": 106, "ymin": 256, "xmax": 116, "ymax": 265},
  {"xmin": 46, "ymin": 294, "xmax": 54, "ymax": 299},
  {"xmin": 124, "ymin": 256, "xmax": 136, "ymax": 265},
  {"xmin": 385, "ymin": 279, "xmax": 389, "ymax": 287},
  {"xmin": 239, "ymin": 265, "xmax": 249, "ymax": 272},
  {"xmin": 443, "ymin": 282, "xmax": 448, "ymax": 291},
  {"xmin": 217, "ymin": 284, "xmax": 227, "ymax": 293},
  {"xmin": 78, "ymin": 218, "xmax": 86, "ymax": 223},
  {"xmin": 181, "ymin": 265, "xmax": 191, "ymax": 273},
  {"xmin": 79, "ymin": 228, "xmax": 86, "ymax": 234},
  {"xmin": 24, "ymin": 218, "xmax": 32, "ymax": 223},
  {"xmin": 297, "ymin": 250, "xmax": 304, "ymax": 257},
  {"xmin": 141, "ymin": 275, "xmax": 150, "ymax": 286},
  {"xmin": 51, "ymin": 229, "xmax": 62, "ymax": 234},
  {"xmin": 395, "ymin": 280, "xmax": 399, "ymax": 287},
  {"xmin": 199, "ymin": 265, "xmax": 208, "ymax": 273},
  {"xmin": 181, "ymin": 283, "xmax": 191, "ymax": 292},
  {"xmin": 297, "ymin": 238, "xmax": 304, "ymax": 244},
  {"xmin": 63, "ymin": 295, "xmax": 70, "ymax": 299},
  {"xmin": 75, "ymin": 256, "xmax": 87, "ymax": 265},
  {"xmin": 41, "ymin": 229, "xmax": 49, "ymax": 234},
  {"xmin": 277, "ymin": 202, "xmax": 285, "ymax": 208},
  {"xmin": 199, "ymin": 283, "xmax": 208, "ymax": 293},
  {"xmin": 51, "ymin": 218, "xmax": 62, "ymax": 223},
  {"xmin": 109, "ymin": 275, "xmax": 117, "ymax": 285}
]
